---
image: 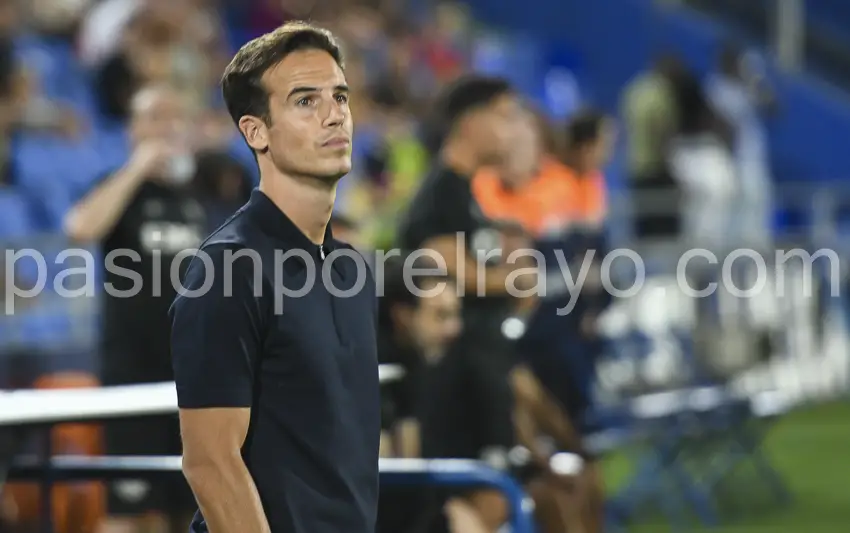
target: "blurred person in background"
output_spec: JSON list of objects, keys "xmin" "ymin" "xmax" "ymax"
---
[
  {"xmin": 621, "ymin": 54, "xmax": 683, "ymax": 242},
  {"xmin": 420, "ymin": 2, "xmax": 470, "ymax": 86},
  {"xmin": 532, "ymin": 111, "xmax": 613, "ymax": 533},
  {"xmin": 86, "ymin": 0, "xmax": 233, "ymax": 135},
  {"xmin": 354, "ymin": 84, "xmax": 429, "ymax": 249},
  {"xmin": 63, "ymin": 83, "xmax": 209, "ymax": 533},
  {"xmin": 83, "ymin": 0, "xmax": 228, "ymax": 86},
  {"xmin": 397, "ymin": 80, "xmax": 523, "ymax": 508},
  {"xmin": 0, "ymin": 0, "xmax": 84, "ymax": 186},
  {"xmin": 667, "ymin": 64, "xmax": 736, "ymax": 250},
  {"xmin": 706, "ymin": 42, "xmax": 776, "ymax": 249},
  {"xmin": 94, "ymin": 47, "xmax": 142, "ymax": 123},
  {"xmin": 473, "ymin": 108, "xmax": 612, "ymax": 533},
  {"xmin": 398, "ymin": 76, "xmax": 584, "ymax": 533},
  {"xmin": 377, "ymin": 257, "xmax": 476, "ymax": 533},
  {"xmin": 191, "ymin": 149, "xmax": 252, "ymax": 230}
]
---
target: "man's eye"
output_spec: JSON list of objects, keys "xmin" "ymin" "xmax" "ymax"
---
[
  {"xmin": 336, "ymin": 94, "xmax": 349, "ymax": 104},
  {"xmin": 297, "ymin": 97, "xmax": 313, "ymax": 106}
]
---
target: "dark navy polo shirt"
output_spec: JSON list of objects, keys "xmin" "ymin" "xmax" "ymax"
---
[{"xmin": 169, "ymin": 189, "xmax": 380, "ymax": 533}]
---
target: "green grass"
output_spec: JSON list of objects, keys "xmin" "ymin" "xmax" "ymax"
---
[{"xmin": 601, "ymin": 401, "xmax": 850, "ymax": 532}]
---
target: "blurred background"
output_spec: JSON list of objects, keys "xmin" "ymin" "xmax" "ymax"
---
[{"xmin": 1, "ymin": 0, "xmax": 849, "ymax": 532}]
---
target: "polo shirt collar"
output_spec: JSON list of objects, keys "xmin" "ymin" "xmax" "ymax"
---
[{"xmin": 247, "ymin": 188, "xmax": 334, "ymax": 254}]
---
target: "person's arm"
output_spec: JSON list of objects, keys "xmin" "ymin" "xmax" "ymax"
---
[
  {"xmin": 180, "ymin": 408, "xmax": 269, "ymax": 533},
  {"xmin": 511, "ymin": 366, "xmax": 583, "ymax": 453},
  {"xmin": 423, "ymin": 234, "xmax": 534, "ymax": 297},
  {"xmin": 402, "ymin": 179, "xmax": 535, "ymax": 298},
  {"xmin": 63, "ymin": 141, "xmax": 174, "ymax": 242},
  {"xmin": 170, "ymin": 245, "xmax": 271, "ymax": 533},
  {"xmin": 394, "ymin": 418, "xmax": 421, "ymax": 458}
]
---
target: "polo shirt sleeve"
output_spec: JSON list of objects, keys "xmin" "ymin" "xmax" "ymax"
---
[{"xmin": 169, "ymin": 244, "xmax": 267, "ymax": 408}]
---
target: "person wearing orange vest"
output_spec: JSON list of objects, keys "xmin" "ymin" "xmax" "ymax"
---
[{"xmin": 472, "ymin": 109, "xmax": 614, "ymax": 533}]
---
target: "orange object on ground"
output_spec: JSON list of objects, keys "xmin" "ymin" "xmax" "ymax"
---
[{"xmin": 4, "ymin": 372, "xmax": 105, "ymax": 533}]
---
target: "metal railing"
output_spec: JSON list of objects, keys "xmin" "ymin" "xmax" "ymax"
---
[{"xmin": 6, "ymin": 455, "xmax": 537, "ymax": 533}]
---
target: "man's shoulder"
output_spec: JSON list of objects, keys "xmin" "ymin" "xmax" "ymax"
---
[
  {"xmin": 199, "ymin": 205, "xmax": 254, "ymax": 249},
  {"xmin": 398, "ymin": 165, "xmax": 473, "ymax": 248},
  {"xmin": 177, "ymin": 209, "xmax": 277, "ymax": 285},
  {"xmin": 410, "ymin": 165, "xmax": 467, "ymax": 199},
  {"xmin": 192, "ymin": 205, "xmax": 282, "ymax": 258}
]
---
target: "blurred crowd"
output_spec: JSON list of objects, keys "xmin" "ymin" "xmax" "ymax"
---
[
  {"xmin": 622, "ymin": 44, "xmax": 776, "ymax": 252},
  {"xmin": 0, "ymin": 1, "xmax": 787, "ymax": 533}
]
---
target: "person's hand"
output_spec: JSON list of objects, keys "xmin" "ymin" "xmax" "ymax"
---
[{"xmin": 128, "ymin": 140, "xmax": 179, "ymax": 179}]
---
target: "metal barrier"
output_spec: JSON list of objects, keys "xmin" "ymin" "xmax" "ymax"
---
[{"xmin": 6, "ymin": 455, "xmax": 537, "ymax": 533}]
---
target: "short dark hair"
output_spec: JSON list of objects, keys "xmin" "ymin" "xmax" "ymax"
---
[
  {"xmin": 221, "ymin": 21, "xmax": 344, "ymax": 126},
  {"xmin": 426, "ymin": 75, "xmax": 513, "ymax": 151},
  {"xmin": 565, "ymin": 109, "xmax": 607, "ymax": 150}
]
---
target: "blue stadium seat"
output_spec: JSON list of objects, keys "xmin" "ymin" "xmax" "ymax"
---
[
  {"xmin": 16, "ymin": 34, "xmax": 97, "ymax": 115},
  {"xmin": 0, "ymin": 188, "xmax": 33, "ymax": 239},
  {"xmin": 13, "ymin": 131, "xmax": 120, "ymax": 229},
  {"xmin": 13, "ymin": 305, "xmax": 75, "ymax": 351},
  {"xmin": 805, "ymin": 0, "xmax": 850, "ymax": 40}
]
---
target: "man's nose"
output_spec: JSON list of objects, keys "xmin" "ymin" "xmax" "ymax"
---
[{"xmin": 323, "ymin": 100, "xmax": 346, "ymax": 128}]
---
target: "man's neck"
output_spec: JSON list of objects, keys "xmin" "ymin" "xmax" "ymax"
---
[
  {"xmin": 259, "ymin": 169, "xmax": 336, "ymax": 245},
  {"xmin": 439, "ymin": 140, "xmax": 481, "ymax": 178}
]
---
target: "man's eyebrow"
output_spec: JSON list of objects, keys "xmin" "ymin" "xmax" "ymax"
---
[
  {"xmin": 287, "ymin": 87, "xmax": 318, "ymax": 98},
  {"xmin": 287, "ymin": 85, "xmax": 350, "ymax": 98}
]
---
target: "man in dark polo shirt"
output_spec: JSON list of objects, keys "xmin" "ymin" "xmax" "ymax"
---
[{"xmin": 169, "ymin": 22, "xmax": 379, "ymax": 533}]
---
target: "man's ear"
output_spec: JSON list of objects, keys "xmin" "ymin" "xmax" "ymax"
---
[{"xmin": 238, "ymin": 115, "xmax": 269, "ymax": 152}]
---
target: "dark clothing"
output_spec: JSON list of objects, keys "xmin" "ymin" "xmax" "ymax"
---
[
  {"xmin": 100, "ymin": 180, "xmax": 207, "ymax": 361},
  {"xmin": 417, "ymin": 333, "xmax": 515, "ymax": 460},
  {"xmin": 520, "ymin": 229, "xmax": 612, "ymax": 434},
  {"xmin": 98, "ymin": 178, "xmax": 206, "ymax": 515},
  {"xmin": 377, "ymin": 336, "xmax": 421, "ymax": 432},
  {"xmin": 397, "ymin": 164, "xmax": 516, "ymax": 462},
  {"xmin": 398, "ymin": 164, "xmax": 513, "ymax": 316},
  {"xmin": 376, "ymin": 337, "xmax": 439, "ymax": 533},
  {"xmin": 170, "ymin": 189, "xmax": 380, "ymax": 533},
  {"xmin": 631, "ymin": 169, "xmax": 681, "ymax": 240}
]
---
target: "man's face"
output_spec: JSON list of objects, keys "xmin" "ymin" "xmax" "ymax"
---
[
  {"xmin": 259, "ymin": 49, "xmax": 353, "ymax": 181},
  {"xmin": 465, "ymin": 93, "xmax": 523, "ymax": 165},
  {"xmin": 131, "ymin": 88, "xmax": 192, "ymax": 146},
  {"xmin": 408, "ymin": 288, "xmax": 462, "ymax": 361},
  {"xmin": 500, "ymin": 111, "xmax": 541, "ymax": 187}
]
